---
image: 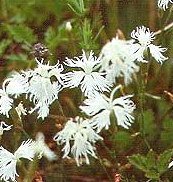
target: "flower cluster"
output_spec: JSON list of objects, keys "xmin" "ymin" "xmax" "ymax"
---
[
  {"xmin": 0, "ymin": 58, "xmax": 64, "ymax": 120},
  {"xmin": 0, "ymin": 134, "xmax": 57, "ymax": 181},
  {"xmin": 0, "ymin": 21, "xmax": 170, "ymax": 179}
]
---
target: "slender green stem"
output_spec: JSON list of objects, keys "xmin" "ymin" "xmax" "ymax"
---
[{"xmin": 139, "ymin": 63, "xmax": 150, "ymax": 150}]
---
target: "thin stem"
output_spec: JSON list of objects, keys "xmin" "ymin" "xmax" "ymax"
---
[
  {"xmin": 138, "ymin": 64, "xmax": 151, "ymax": 150},
  {"xmin": 110, "ymin": 85, "xmax": 122, "ymax": 102},
  {"xmin": 96, "ymin": 150, "xmax": 113, "ymax": 182},
  {"xmin": 155, "ymin": 21, "xmax": 173, "ymax": 35}
]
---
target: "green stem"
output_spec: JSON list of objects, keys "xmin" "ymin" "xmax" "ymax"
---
[{"xmin": 139, "ymin": 64, "xmax": 150, "ymax": 150}]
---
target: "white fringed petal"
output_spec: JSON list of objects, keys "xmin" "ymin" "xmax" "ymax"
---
[
  {"xmin": 54, "ymin": 117, "xmax": 102, "ymax": 166},
  {"xmin": 63, "ymin": 50, "xmax": 111, "ymax": 97},
  {"xmin": 0, "ymin": 140, "xmax": 35, "ymax": 182},
  {"xmin": 80, "ymin": 86, "xmax": 135, "ymax": 132},
  {"xmin": 158, "ymin": 0, "xmax": 173, "ymax": 10},
  {"xmin": 130, "ymin": 26, "xmax": 167, "ymax": 64}
]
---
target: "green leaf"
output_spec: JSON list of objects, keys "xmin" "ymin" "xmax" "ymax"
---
[
  {"xmin": 44, "ymin": 26, "xmax": 68, "ymax": 52},
  {"xmin": 161, "ymin": 118, "xmax": 173, "ymax": 147},
  {"xmin": 157, "ymin": 149, "xmax": 173, "ymax": 174},
  {"xmin": 146, "ymin": 150, "xmax": 157, "ymax": 170},
  {"xmin": 0, "ymin": 39, "xmax": 11, "ymax": 57},
  {"xmin": 112, "ymin": 131, "xmax": 133, "ymax": 152},
  {"xmin": 7, "ymin": 25, "xmax": 36, "ymax": 44},
  {"xmin": 141, "ymin": 110, "xmax": 157, "ymax": 141},
  {"xmin": 128, "ymin": 154, "xmax": 148, "ymax": 172},
  {"xmin": 66, "ymin": 0, "xmax": 86, "ymax": 16},
  {"xmin": 145, "ymin": 170, "xmax": 160, "ymax": 180}
]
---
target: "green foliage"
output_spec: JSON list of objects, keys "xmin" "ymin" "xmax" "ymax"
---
[
  {"xmin": 161, "ymin": 117, "xmax": 173, "ymax": 147},
  {"xmin": 0, "ymin": 0, "xmax": 173, "ymax": 181},
  {"xmin": 128, "ymin": 149, "xmax": 173, "ymax": 180},
  {"xmin": 140, "ymin": 110, "xmax": 157, "ymax": 141},
  {"xmin": 5, "ymin": 53, "xmax": 28, "ymax": 63},
  {"xmin": 6, "ymin": 25, "xmax": 37, "ymax": 44},
  {"xmin": 66, "ymin": 0, "xmax": 86, "ymax": 16},
  {"xmin": 112, "ymin": 131, "xmax": 133, "ymax": 152},
  {"xmin": 0, "ymin": 39, "xmax": 11, "ymax": 57},
  {"xmin": 44, "ymin": 26, "xmax": 68, "ymax": 51},
  {"xmin": 79, "ymin": 19, "xmax": 98, "ymax": 50}
]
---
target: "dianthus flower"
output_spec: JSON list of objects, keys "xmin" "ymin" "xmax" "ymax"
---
[
  {"xmin": 158, "ymin": 0, "xmax": 173, "ymax": 10},
  {"xmin": 80, "ymin": 85, "xmax": 135, "ymax": 132},
  {"xmin": 130, "ymin": 26, "xmax": 167, "ymax": 63},
  {"xmin": 100, "ymin": 37, "xmax": 139, "ymax": 85},
  {"xmin": 0, "ymin": 139, "xmax": 35, "ymax": 182},
  {"xmin": 27, "ymin": 58, "xmax": 64, "ymax": 119},
  {"xmin": 63, "ymin": 50, "xmax": 111, "ymax": 97},
  {"xmin": 54, "ymin": 117, "xmax": 102, "ymax": 166}
]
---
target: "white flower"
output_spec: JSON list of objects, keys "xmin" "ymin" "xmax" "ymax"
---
[
  {"xmin": 34, "ymin": 132, "xmax": 57, "ymax": 161},
  {"xmin": 130, "ymin": 26, "xmax": 167, "ymax": 63},
  {"xmin": 0, "ymin": 82, "xmax": 13, "ymax": 118},
  {"xmin": 158, "ymin": 0, "xmax": 173, "ymax": 10},
  {"xmin": 0, "ymin": 121, "xmax": 12, "ymax": 136},
  {"xmin": 0, "ymin": 139, "xmax": 35, "ymax": 182},
  {"xmin": 63, "ymin": 50, "xmax": 111, "ymax": 97},
  {"xmin": 15, "ymin": 102, "xmax": 27, "ymax": 119},
  {"xmin": 54, "ymin": 117, "xmax": 102, "ymax": 166},
  {"xmin": 27, "ymin": 58, "xmax": 64, "ymax": 119},
  {"xmin": 5, "ymin": 71, "xmax": 30, "ymax": 98},
  {"xmin": 100, "ymin": 37, "xmax": 139, "ymax": 85},
  {"xmin": 80, "ymin": 85, "xmax": 135, "ymax": 132}
]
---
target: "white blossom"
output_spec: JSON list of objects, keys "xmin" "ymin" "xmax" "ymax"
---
[
  {"xmin": 158, "ymin": 0, "xmax": 173, "ymax": 10},
  {"xmin": 0, "ymin": 121, "xmax": 12, "ymax": 136},
  {"xmin": 34, "ymin": 132, "xmax": 57, "ymax": 161},
  {"xmin": 63, "ymin": 50, "xmax": 111, "ymax": 97},
  {"xmin": 0, "ymin": 139, "xmax": 35, "ymax": 182},
  {"xmin": 130, "ymin": 26, "xmax": 167, "ymax": 63},
  {"xmin": 100, "ymin": 37, "xmax": 139, "ymax": 85},
  {"xmin": 80, "ymin": 85, "xmax": 135, "ymax": 132},
  {"xmin": 54, "ymin": 117, "xmax": 102, "ymax": 166},
  {"xmin": 27, "ymin": 58, "xmax": 64, "ymax": 119}
]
